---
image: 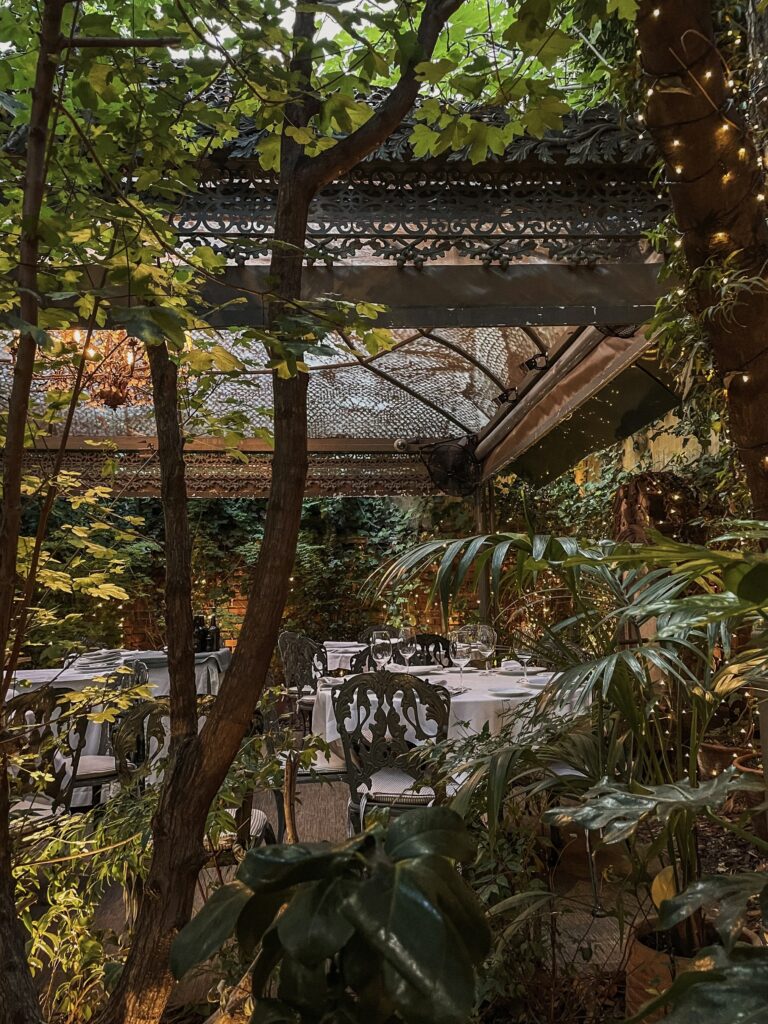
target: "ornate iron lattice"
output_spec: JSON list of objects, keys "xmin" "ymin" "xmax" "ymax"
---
[
  {"xmin": 177, "ymin": 104, "xmax": 666, "ymax": 268},
  {"xmin": 178, "ymin": 164, "xmax": 666, "ymax": 268}
]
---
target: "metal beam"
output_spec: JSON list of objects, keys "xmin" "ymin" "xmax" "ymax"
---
[{"xmin": 77, "ymin": 261, "xmax": 665, "ymax": 329}]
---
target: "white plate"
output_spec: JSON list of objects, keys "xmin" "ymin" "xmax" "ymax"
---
[
  {"xmin": 488, "ymin": 687, "xmax": 532, "ymax": 698},
  {"xmin": 499, "ymin": 666, "xmax": 547, "ymax": 676}
]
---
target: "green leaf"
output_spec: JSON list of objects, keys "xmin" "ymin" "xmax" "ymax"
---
[
  {"xmin": 414, "ymin": 58, "xmax": 457, "ymax": 84},
  {"xmin": 236, "ymin": 842, "xmax": 349, "ymax": 892},
  {"xmin": 235, "ymin": 891, "xmax": 285, "ymax": 958},
  {"xmin": 733, "ymin": 563, "xmax": 768, "ymax": 605},
  {"xmin": 626, "ymin": 945, "xmax": 768, "ymax": 1023},
  {"xmin": 342, "ymin": 862, "xmax": 479, "ymax": 1024},
  {"xmin": 170, "ymin": 880, "xmax": 254, "ymax": 978},
  {"xmin": 607, "ymin": 0, "xmax": 639, "ymax": 20},
  {"xmin": 384, "ymin": 807, "xmax": 476, "ymax": 863},
  {"xmin": 276, "ymin": 878, "xmax": 355, "ymax": 965},
  {"xmin": 658, "ymin": 874, "xmax": 768, "ymax": 951}
]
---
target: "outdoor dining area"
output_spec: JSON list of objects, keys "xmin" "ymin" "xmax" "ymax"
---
[{"xmin": 4, "ymin": 3, "xmax": 768, "ymax": 1024}]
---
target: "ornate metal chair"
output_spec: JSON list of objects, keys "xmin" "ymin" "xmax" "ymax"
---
[
  {"xmin": 70, "ymin": 661, "xmax": 149, "ymax": 807},
  {"xmin": 6, "ymin": 685, "xmax": 90, "ymax": 828},
  {"xmin": 356, "ymin": 624, "xmax": 399, "ymax": 644},
  {"xmin": 392, "ymin": 632, "xmax": 451, "ymax": 668},
  {"xmin": 349, "ymin": 646, "xmax": 372, "ymax": 674},
  {"xmin": 332, "ymin": 670, "xmax": 451, "ymax": 833},
  {"xmin": 277, "ymin": 631, "xmax": 328, "ymax": 733}
]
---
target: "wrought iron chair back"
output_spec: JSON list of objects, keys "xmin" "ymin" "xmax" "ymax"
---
[
  {"xmin": 6, "ymin": 685, "xmax": 89, "ymax": 814},
  {"xmin": 331, "ymin": 670, "xmax": 450, "ymax": 816},
  {"xmin": 348, "ymin": 646, "xmax": 372, "ymax": 674},
  {"xmin": 356, "ymin": 624, "xmax": 399, "ymax": 644},
  {"xmin": 277, "ymin": 632, "xmax": 328, "ymax": 699},
  {"xmin": 392, "ymin": 632, "xmax": 451, "ymax": 667}
]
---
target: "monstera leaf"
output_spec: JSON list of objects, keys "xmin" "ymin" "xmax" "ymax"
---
[
  {"xmin": 543, "ymin": 770, "xmax": 761, "ymax": 844},
  {"xmin": 171, "ymin": 807, "xmax": 490, "ymax": 1024},
  {"xmin": 627, "ymin": 945, "xmax": 768, "ymax": 1023},
  {"xmin": 658, "ymin": 873, "xmax": 768, "ymax": 951}
]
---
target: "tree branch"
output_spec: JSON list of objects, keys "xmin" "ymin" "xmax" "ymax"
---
[
  {"xmin": 61, "ymin": 35, "xmax": 182, "ymax": 48},
  {"xmin": 301, "ymin": 0, "xmax": 466, "ymax": 190}
]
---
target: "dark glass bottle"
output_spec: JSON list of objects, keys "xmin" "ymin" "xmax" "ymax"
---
[
  {"xmin": 207, "ymin": 613, "xmax": 221, "ymax": 652},
  {"xmin": 193, "ymin": 611, "xmax": 207, "ymax": 653}
]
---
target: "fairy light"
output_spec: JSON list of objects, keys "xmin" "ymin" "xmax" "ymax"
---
[
  {"xmin": 704, "ymin": 70, "xmax": 713, "ymax": 80},
  {"xmin": 652, "ymin": 6, "xmax": 660, "ymax": 15}
]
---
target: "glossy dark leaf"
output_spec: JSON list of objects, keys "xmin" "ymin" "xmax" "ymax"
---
[
  {"xmin": 170, "ymin": 880, "xmax": 253, "ymax": 979},
  {"xmin": 343, "ymin": 862, "xmax": 478, "ymax": 1024},
  {"xmin": 626, "ymin": 945, "xmax": 768, "ymax": 1023},
  {"xmin": 236, "ymin": 842, "xmax": 348, "ymax": 892},
  {"xmin": 277, "ymin": 951, "xmax": 330, "ymax": 1012},
  {"xmin": 659, "ymin": 874, "xmax": 768, "ymax": 951},
  {"xmin": 236, "ymin": 891, "xmax": 286, "ymax": 958},
  {"xmin": 277, "ymin": 877, "xmax": 355, "ymax": 965},
  {"xmin": 249, "ymin": 998, "xmax": 299, "ymax": 1024},
  {"xmin": 403, "ymin": 854, "xmax": 491, "ymax": 964},
  {"xmin": 384, "ymin": 807, "xmax": 476, "ymax": 863}
]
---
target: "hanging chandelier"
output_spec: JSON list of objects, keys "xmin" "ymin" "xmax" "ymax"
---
[{"xmin": 50, "ymin": 330, "xmax": 152, "ymax": 410}]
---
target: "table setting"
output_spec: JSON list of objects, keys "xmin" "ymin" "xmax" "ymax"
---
[{"xmin": 312, "ymin": 624, "xmax": 556, "ymax": 744}]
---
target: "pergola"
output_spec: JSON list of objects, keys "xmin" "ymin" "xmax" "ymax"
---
[{"xmin": 10, "ymin": 106, "xmax": 678, "ymax": 499}]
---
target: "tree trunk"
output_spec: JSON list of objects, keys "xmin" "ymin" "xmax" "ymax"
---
[
  {"xmin": 96, "ymin": 13, "xmax": 315, "ymax": 1024},
  {"xmin": 637, "ymin": 1, "xmax": 768, "ymax": 517},
  {"xmin": 99, "ymin": 3, "xmax": 468, "ymax": 1020},
  {"xmin": 0, "ymin": 3, "xmax": 66, "ymax": 1022}
]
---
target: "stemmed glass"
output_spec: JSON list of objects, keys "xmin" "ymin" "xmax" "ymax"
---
[
  {"xmin": 476, "ymin": 625, "xmax": 497, "ymax": 676},
  {"xmin": 397, "ymin": 624, "xmax": 418, "ymax": 671},
  {"xmin": 516, "ymin": 648, "xmax": 533, "ymax": 682},
  {"xmin": 449, "ymin": 629, "xmax": 473, "ymax": 687},
  {"xmin": 371, "ymin": 630, "xmax": 392, "ymax": 670}
]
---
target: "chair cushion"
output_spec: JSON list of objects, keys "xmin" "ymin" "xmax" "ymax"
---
[
  {"xmin": 75, "ymin": 755, "xmax": 120, "ymax": 780},
  {"xmin": 10, "ymin": 794, "xmax": 58, "ymax": 819},
  {"xmin": 358, "ymin": 768, "xmax": 434, "ymax": 805},
  {"xmin": 299, "ymin": 748, "xmax": 347, "ymax": 774}
]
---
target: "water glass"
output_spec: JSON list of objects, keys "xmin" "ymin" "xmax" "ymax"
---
[
  {"xmin": 371, "ymin": 630, "xmax": 392, "ymax": 670},
  {"xmin": 476, "ymin": 625, "xmax": 497, "ymax": 675},
  {"xmin": 449, "ymin": 630, "xmax": 473, "ymax": 686},
  {"xmin": 516, "ymin": 648, "xmax": 533, "ymax": 682},
  {"xmin": 398, "ymin": 624, "xmax": 418, "ymax": 669}
]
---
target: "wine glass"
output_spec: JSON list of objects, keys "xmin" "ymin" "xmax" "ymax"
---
[
  {"xmin": 371, "ymin": 630, "xmax": 392, "ymax": 670},
  {"xmin": 516, "ymin": 648, "xmax": 533, "ymax": 682},
  {"xmin": 476, "ymin": 625, "xmax": 497, "ymax": 676},
  {"xmin": 449, "ymin": 629, "xmax": 473, "ymax": 687},
  {"xmin": 397, "ymin": 624, "xmax": 418, "ymax": 670}
]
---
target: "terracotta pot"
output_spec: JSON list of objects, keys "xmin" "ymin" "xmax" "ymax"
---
[
  {"xmin": 697, "ymin": 741, "xmax": 749, "ymax": 779},
  {"xmin": 733, "ymin": 753, "xmax": 765, "ymax": 806},
  {"xmin": 733, "ymin": 754, "xmax": 768, "ymax": 839},
  {"xmin": 625, "ymin": 921, "xmax": 760, "ymax": 1021}
]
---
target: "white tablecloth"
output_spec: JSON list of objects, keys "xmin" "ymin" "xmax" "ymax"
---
[
  {"xmin": 323, "ymin": 642, "xmax": 366, "ymax": 672},
  {"xmin": 10, "ymin": 649, "xmax": 231, "ymax": 698},
  {"xmin": 312, "ymin": 665, "xmax": 555, "ymax": 744},
  {"xmin": 8, "ymin": 650, "xmax": 232, "ymax": 802}
]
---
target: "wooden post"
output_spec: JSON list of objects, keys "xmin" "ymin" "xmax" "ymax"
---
[{"xmin": 473, "ymin": 482, "xmax": 495, "ymax": 624}]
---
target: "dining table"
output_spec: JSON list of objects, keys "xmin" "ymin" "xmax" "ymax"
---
[
  {"xmin": 311, "ymin": 662, "xmax": 556, "ymax": 745},
  {"xmin": 8, "ymin": 648, "xmax": 231, "ymax": 698},
  {"xmin": 7, "ymin": 648, "xmax": 232, "ymax": 805}
]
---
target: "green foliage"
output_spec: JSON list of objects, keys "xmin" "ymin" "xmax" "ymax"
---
[{"xmin": 172, "ymin": 807, "xmax": 490, "ymax": 1024}]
